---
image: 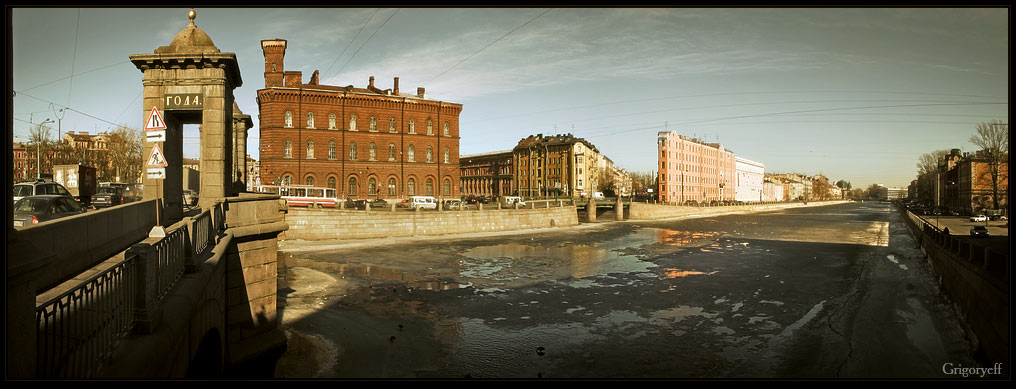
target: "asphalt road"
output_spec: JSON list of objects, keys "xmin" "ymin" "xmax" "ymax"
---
[{"xmin": 274, "ymin": 202, "xmax": 986, "ymax": 379}]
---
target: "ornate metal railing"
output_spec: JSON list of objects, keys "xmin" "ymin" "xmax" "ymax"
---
[
  {"xmin": 154, "ymin": 226, "xmax": 188, "ymax": 301},
  {"xmin": 35, "ymin": 256, "xmax": 137, "ymax": 378},
  {"xmin": 192, "ymin": 210, "xmax": 213, "ymax": 257}
]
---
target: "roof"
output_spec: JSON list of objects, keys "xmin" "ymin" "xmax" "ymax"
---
[
  {"xmin": 461, "ymin": 150, "xmax": 514, "ymax": 159},
  {"xmin": 156, "ymin": 9, "xmax": 219, "ymax": 54}
]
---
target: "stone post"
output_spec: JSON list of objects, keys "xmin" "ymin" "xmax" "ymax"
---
[
  {"xmin": 615, "ymin": 197, "xmax": 624, "ymax": 220},
  {"xmin": 391, "ymin": 203, "xmax": 396, "ymax": 212},
  {"xmin": 128, "ymin": 242, "xmax": 162, "ymax": 334},
  {"xmin": 478, "ymin": 203, "xmax": 483, "ymax": 211},
  {"xmin": 438, "ymin": 200, "xmax": 443, "ymax": 212},
  {"xmin": 365, "ymin": 201, "xmax": 371, "ymax": 213},
  {"xmin": 587, "ymin": 197, "xmax": 597, "ymax": 221}
]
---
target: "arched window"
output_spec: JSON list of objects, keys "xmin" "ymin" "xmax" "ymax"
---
[
  {"xmin": 281, "ymin": 174, "xmax": 292, "ymax": 186},
  {"xmin": 284, "ymin": 139, "xmax": 292, "ymax": 158},
  {"xmin": 426, "ymin": 146, "xmax": 433, "ymax": 163},
  {"xmin": 389, "ymin": 117, "xmax": 396, "ymax": 133},
  {"xmin": 329, "ymin": 141, "xmax": 336, "ymax": 159},
  {"xmin": 388, "ymin": 144, "xmax": 396, "ymax": 161},
  {"xmin": 348, "ymin": 177, "xmax": 358, "ymax": 196},
  {"xmin": 307, "ymin": 112, "xmax": 315, "ymax": 128},
  {"xmin": 327, "ymin": 176, "xmax": 337, "ymax": 189},
  {"xmin": 272, "ymin": 63, "xmax": 277, "ymax": 72},
  {"xmin": 370, "ymin": 116, "xmax": 377, "ymax": 132},
  {"xmin": 408, "ymin": 119, "xmax": 415, "ymax": 134},
  {"xmin": 328, "ymin": 113, "xmax": 336, "ymax": 129},
  {"xmin": 443, "ymin": 147, "xmax": 450, "ymax": 163},
  {"xmin": 407, "ymin": 178, "xmax": 416, "ymax": 196},
  {"xmin": 388, "ymin": 178, "xmax": 397, "ymax": 196},
  {"xmin": 349, "ymin": 115, "xmax": 357, "ymax": 131},
  {"xmin": 306, "ymin": 139, "xmax": 315, "ymax": 159},
  {"xmin": 443, "ymin": 178, "xmax": 451, "ymax": 196},
  {"xmin": 408, "ymin": 145, "xmax": 415, "ymax": 162},
  {"xmin": 368, "ymin": 178, "xmax": 377, "ymax": 196},
  {"xmin": 350, "ymin": 143, "xmax": 357, "ymax": 161},
  {"xmin": 426, "ymin": 178, "xmax": 434, "ymax": 196},
  {"xmin": 426, "ymin": 119, "xmax": 433, "ymax": 135},
  {"xmin": 284, "ymin": 111, "xmax": 293, "ymax": 127},
  {"xmin": 443, "ymin": 122, "xmax": 450, "ymax": 136},
  {"xmin": 306, "ymin": 175, "xmax": 315, "ymax": 186},
  {"xmin": 369, "ymin": 143, "xmax": 377, "ymax": 161}
]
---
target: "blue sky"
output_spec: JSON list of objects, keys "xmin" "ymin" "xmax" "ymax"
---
[{"xmin": 11, "ymin": 7, "xmax": 1009, "ymax": 188}]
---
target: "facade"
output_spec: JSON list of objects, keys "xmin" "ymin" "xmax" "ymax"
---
[
  {"xmin": 513, "ymin": 133, "xmax": 602, "ymax": 198},
  {"xmin": 657, "ymin": 131, "xmax": 736, "ymax": 203},
  {"xmin": 459, "ymin": 150, "xmax": 513, "ymax": 198},
  {"xmin": 734, "ymin": 156, "xmax": 765, "ymax": 202},
  {"xmin": 762, "ymin": 177, "xmax": 784, "ymax": 202},
  {"xmin": 830, "ymin": 185, "xmax": 842, "ymax": 199},
  {"xmin": 258, "ymin": 39, "xmax": 462, "ymax": 200},
  {"xmin": 247, "ymin": 155, "xmax": 260, "ymax": 190},
  {"xmin": 13, "ymin": 142, "xmax": 29, "ymax": 182}
]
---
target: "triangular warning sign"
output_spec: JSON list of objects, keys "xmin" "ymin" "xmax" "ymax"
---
[
  {"xmin": 145, "ymin": 106, "xmax": 167, "ymax": 130},
  {"xmin": 146, "ymin": 144, "xmax": 168, "ymax": 168}
]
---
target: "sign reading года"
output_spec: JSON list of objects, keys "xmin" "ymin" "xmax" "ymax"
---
[{"xmin": 164, "ymin": 93, "xmax": 204, "ymax": 110}]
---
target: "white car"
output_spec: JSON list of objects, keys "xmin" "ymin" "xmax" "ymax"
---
[
  {"xmin": 970, "ymin": 215, "xmax": 988, "ymax": 222},
  {"xmin": 407, "ymin": 196, "xmax": 437, "ymax": 210}
]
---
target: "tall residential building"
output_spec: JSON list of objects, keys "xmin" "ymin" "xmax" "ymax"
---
[
  {"xmin": 734, "ymin": 156, "xmax": 765, "ymax": 202},
  {"xmin": 459, "ymin": 150, "xmax": 514, "ymax": 198},
  {"xmin": 513, "ymin": 133, "xmax": 602, "ymax": 198},
  {"xmin": 258, "ymin": 39, "xmax": 462, "ymax": 199},
  {"xmin": 657, "ymin": 131, "xmax": 736, "ymax": 203}
]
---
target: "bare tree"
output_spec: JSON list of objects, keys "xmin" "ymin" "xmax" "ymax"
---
[
  {"xmin": 969, "ymin": 120, "xmax": 1008, "ymax": 210},
  {"xmin": 106, "ymin": 125, "xmax": 144, "ymax": 183},
  {"xmin": 27, "ymin": 122, "xmax": 55, "ymax": 178},
  {"xmin": 914, "ymin": 149, "xmax": 949, "ymax": 206}
]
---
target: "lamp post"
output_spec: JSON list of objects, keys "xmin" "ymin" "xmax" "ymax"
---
[{"xmin": 36, "ymin": 118, "xmax": 54, "ymax": 179}]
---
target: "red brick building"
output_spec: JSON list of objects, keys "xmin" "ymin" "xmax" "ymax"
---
[{"xmin": 257, "ymin": 39, "xmax": 462, "ymax": 200}]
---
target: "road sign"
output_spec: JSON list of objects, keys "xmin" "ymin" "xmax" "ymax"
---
[
  {"xmin": 146, "ymin": 168, "xmax": 166, "ymax": 179},
  {"xmin": 146, "ymin": 144, "xmax": 168, "ymax": 168},
  {"xmin": 145, "ymin": 106, "xmax": 167, "ymax": 130},
  {"xmin": 146, "ymin": 130, "xmax": 166, "ymax": 143}
]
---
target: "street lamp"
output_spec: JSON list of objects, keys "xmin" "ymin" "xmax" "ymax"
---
[{"xmin": 36, "ymin": 118, "xmax": 54, "ymax": 180}]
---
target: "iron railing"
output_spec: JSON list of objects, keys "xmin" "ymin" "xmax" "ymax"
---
[
  {"xmin": 192, "ymin": 210, "xmax": 213, "ymax": 256},
  {"xmin": 35, "ymin": 256, "xmax": 137, "ymax": 378}
]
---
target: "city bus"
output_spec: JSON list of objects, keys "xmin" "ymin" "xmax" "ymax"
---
[{"xmin": 254, "ymin": 184, "xmax": 338, "ymax": 208}]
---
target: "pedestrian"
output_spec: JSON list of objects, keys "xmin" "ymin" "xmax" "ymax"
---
[{"xmin": 943, "ymin": 227, "xmax": 950, "ymax": 235}]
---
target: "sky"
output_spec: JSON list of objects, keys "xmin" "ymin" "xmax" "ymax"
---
[{"xmin": 10, "ymin": 6, "xmax": 1009, "ymax": 189}]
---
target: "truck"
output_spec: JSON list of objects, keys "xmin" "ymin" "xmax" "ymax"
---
[{"xmin": 53, "ymin": 164, "xmax": 97, "ymax": 206}]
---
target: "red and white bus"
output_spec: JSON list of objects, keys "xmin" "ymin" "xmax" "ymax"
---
[{"xmin": 254, "ymin": 185, "xmax": 338, "ymax": 208}]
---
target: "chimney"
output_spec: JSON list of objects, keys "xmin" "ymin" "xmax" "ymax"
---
[
  {"xmin": 369, "ymin": 76, "xmax": 375, "ymax": 89},
  {"xmin": 417, "ymin": 87, "xmax": 426, "ymax": 98},
  {"xmin": 394, "ymin": 77, "xmax": 400, "ymax": 95}
]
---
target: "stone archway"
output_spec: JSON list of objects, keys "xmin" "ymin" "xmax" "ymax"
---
[{"xmin": 130, "ymin": 9, "xmax": 242, "ymax": 223}]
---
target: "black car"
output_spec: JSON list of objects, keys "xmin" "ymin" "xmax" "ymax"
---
[
  {"xmin": 969, "ymin": 226, "xmax": 989, "ymax": 238},
  {"xmin": 345, "ymin": 198, "xmax": 388, "ymax": 210},
  {"xmin": 13, "ymin": 195, "xmax": 87, "ymax": 227},
  {"xmin": 92, "ymin": 186, "xmax": 127, "ymax": 208}
]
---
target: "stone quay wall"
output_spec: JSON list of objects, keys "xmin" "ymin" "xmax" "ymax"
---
[{"xmin": 628, "ymin": 200, "xmax": 850, "ymax": 220}]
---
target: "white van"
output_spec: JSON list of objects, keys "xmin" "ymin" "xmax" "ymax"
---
[
  {"xmin": 501, "ymin": 196, "xmax": 526, "ymax": 207},
  {"xmin": 593, "ymin": 192, "xmax": 606, "ymax": 200},
  {"xmin": 408, "ymin": 196, "xmax": 437, "ymax": 210}
]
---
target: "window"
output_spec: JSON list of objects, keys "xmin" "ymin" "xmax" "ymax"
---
[
  {"xmin": 388, "ymin": 178, "xmax": 396, "ymax": 196},
  {"xmin": 272, "ymin": 63, "xmax": 277, "ymax": 72},
  {"xmin": 307, "ymin": 112, "xmax": 315, "ymax": 128},
  {"xmin": 368, "ymin": 178, "xmax": 377, "ymax": 196},
  {"xmin": 284, "ymin": 139, "xmax": 292, "ymax": 158},
  {"xmin": 306, "ymin": 176, "xmax": 315, "ymax": 186},
  {"xmin": 348, "ymin": 177, "xmax": 358, "ymax": 195},
  {"xmin": 282, "ymin": 174, "xmax": 292, "ymax": 186},
  {"xmin": 370, "ymin": 116, "xmax": 377, "ymax": 132},
  {"xmin": 426, "ymin": 178, "xmax": 434, "ymax": 196},
  {"xmin": 329, "ymin": 141, "xmax": 336, "ymax": 159},
  {"xmin": 306, "ymin": 139, "xmax": 315, "ymax": 159},
  {"xmin": 443, "ymin": 122, "xmax": 450, "ymax": 136},
  {"xmin": 443, "ymin": 147, "xmax": 450, "ymax": 163},
  {"xmin": 427, "ymin": 119, "xmax": 433, "ymax": 135},
  {"xmin": 327, "ymin": 176, "xmax": 337, "ymax": 189},
  {"xmin": 284, "ymin": 111, "xmax": 293, "ymax": 127},
  {"xmin": 389, "ymin": 117, "xmax": 396, "ymax": 133},
  {"xmin": 426, "ymin": 146, "xmax": 433, "ymax": 163},
  {"xmin": 350, "ymin": 143, "xmax": 357, "ymax": 160},
  {"xmin": 408, "ymin": 119, "xmax": 415, "ymax": 134},
  {"xmin": 349, "ymin": 115, "xmax": 357, "ymax": 131},
  {"xmin": 443, "ymin": 178, "xmax": 451, "ymax": 196},
  {"xmin": 369, "ymin": 143, "xmax": 377, "ymax": 161},
  {"xmin": 408, "ymin": 178, "xmax": 416, "ymax": 196},
  {"xmin": 408, "ymin": 145, "xmax": 415, "ymax": 162},
  {"xmin": 329, "ymin": 113, "xmax": 336, "ymax": 129},
  {"xmin": 389, "ymin": 144, "xmax": 396, "ymax": 161}
]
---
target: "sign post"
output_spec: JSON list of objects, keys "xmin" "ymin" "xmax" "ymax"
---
[{"xmin": 145, "ymin": 108, "xmax": 169, "ymax": 237}]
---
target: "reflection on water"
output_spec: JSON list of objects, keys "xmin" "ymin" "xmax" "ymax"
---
[
  {"xmin": 656, "ymin": 229, "xmax": 722, "ymax": 247},
  {"xmin": 663, "ymin": 268, "xmax": 719, "ymax": 278},
  {"xmin": 335, "ymin": 263, "xmax": 464, "ymax": 291}
]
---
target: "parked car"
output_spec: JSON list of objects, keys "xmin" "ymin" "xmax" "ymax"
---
[
  {"xmin": 443, "ymin": 199, "xmax": 463, "ymax": 210},
  {"xmin": 13, "ymin": 180, "xmax": 74, "ymax": 203},
  {"xmin": 969, "ymin": 225, "xmax": 989, "ymax": 238},
  {"xmin": 182, "ymin": 189, "xmax": 199, "ymax": 207},
  {"xmin": 970, "ymin": 215, "xmax": 988, "ymax": 222},
  {"xmin": 500, "ymin": 196, "xmax": 526, "ymax": 207},
  {"xmin": 92, "ymin": 186, "xmax": 127, "ymax": 208},
  {"xmin": 345, "ymin": 198, "xmax": 387, "ymax": 210},
  {"xmin": 13, "ymin": 195, "xmax": 87, "ymax": 227},
  {"xmin": 407, "ymin": 196, "xmax": 437, "ymax": 210}
]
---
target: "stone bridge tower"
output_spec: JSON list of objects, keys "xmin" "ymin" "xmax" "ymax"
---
[{"xmin": 130, "ymin": 9, "xmax": 242, "ymax": 222}]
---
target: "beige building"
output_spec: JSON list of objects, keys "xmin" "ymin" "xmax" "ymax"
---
[{"xmin": 513, "ymin": 133, "xmax": 619, "ymax": 198}]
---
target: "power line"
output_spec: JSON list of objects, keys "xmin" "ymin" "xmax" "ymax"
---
[
  {"xmin": 425, "ymin": 8, "xmax": 552, "ymax": 86},
  {"xmin": 333, "ymin": 8, "xmax": 400, "ymax": 81},
  {"xmin": 14, "ymin": 61, "xmax": 133, "ymax": 93},
  {"xmin": 323, "ymin": 8, "xmax": 380, "ymax": 80},
  {"xmin": 68, "ymin": 8, "xmax": 81, "ymax": 107},
  {"xmin": 16, "ymin": 91, "xmax": 125, "ymax": 129}
]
